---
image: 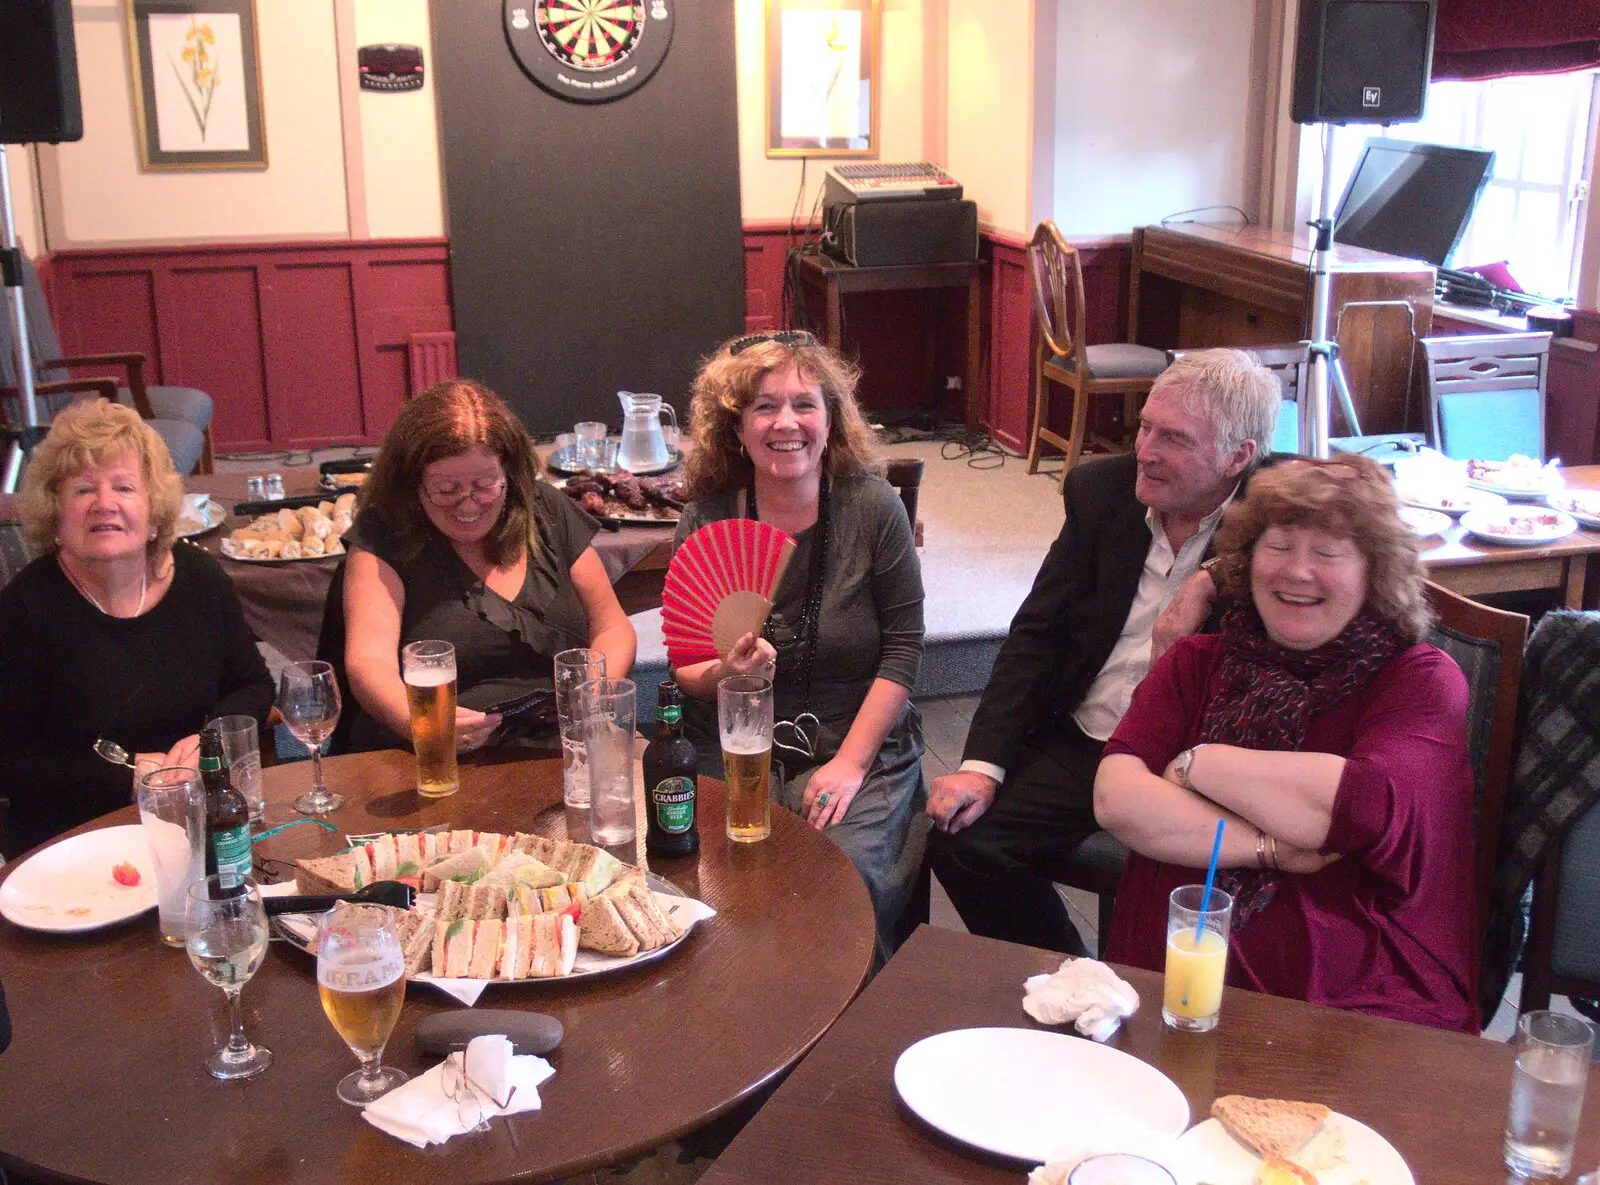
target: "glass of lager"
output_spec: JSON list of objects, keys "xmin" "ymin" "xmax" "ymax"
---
[
  {"xmin": 317, "ymin": 902, "xmax": 409, "ymax": 1105},
  {"xmin": 718, "ymin": 675, "xmax": 773, "ymax": 843},
  {"xmin": 184, "ymin": 874, "xmax": 272, "ymax": 1079},
  {"xmin": 402, "ymin": 639, "xmax": 460, "ymax": 797}
]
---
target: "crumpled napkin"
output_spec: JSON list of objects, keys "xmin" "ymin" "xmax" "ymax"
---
[
  {"xmin": 1025, "ymin": 1121, "xmax": 1183, "ymax": 1184},
  {"xmin": 1021, "ymin": 957, "xmax": 1139, "ymax": 1042},
  {"xmin": 362, "ymin": 1035, "xmax": 554, "ymax": 1148}
]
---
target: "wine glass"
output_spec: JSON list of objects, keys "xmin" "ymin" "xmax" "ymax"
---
[
  {"xmin": 316, "ymin": 903, "xmax": 409, "ymax": 1105},
  {"xmin": 184, "ymin": 875, "xmax": 273, "ymax": 1080},
  {"xmin": 278, "ymin": 659, "xmax": 344, "ymax": 814}
]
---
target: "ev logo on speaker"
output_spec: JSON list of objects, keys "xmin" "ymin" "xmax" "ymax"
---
[{"xmin": 1362, "ymin": 86, "xmax": 1382, "ymax": 108}]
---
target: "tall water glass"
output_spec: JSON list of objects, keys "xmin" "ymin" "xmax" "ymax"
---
[
  {"xmin": 185, "ymin": 875, "xmax": 272, "ymax": 1080},
  {"xmin": 581, "ymin": 677, "xmax": 637, "ymax": 846},
  {"xmin": 575, "ymin": 421, "xmax": 607, "ymax": 470},
  {"xmin": 718, "ymin": 676, "xmax": 773, "ymax": 844},
  {"xmin": 402, "ymin": 640, "xmax": 459, "ymax": 797},
  {"xmin": 318, "ymin": 902, "xmax": 409, "ymax": 1105},
  {"xmin": 138, "ymin": 767, "xmax": 205, "ymax": 946},
  {"xmin": 1505, "ymin": 1010, "xmax": 1594, "ymax": 1177},
  {"xmin": 278, "ymin": 660, "xmax": 344, "ymax": 814},
  {"xmin": 555, "ymin": 648, "xmax": 606, "ymax": 808},
  {"xmin": 208, "ymin": 714, "xmax": 264, "ymax": 823},
  {"xmin": 1163, "ymin": 885, "xmax": 1233, "ymax": 1032}
]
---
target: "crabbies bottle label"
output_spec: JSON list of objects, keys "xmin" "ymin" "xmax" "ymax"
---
[
  {"xmin": 652, "ymin": 776, "xmax": 696, "ymax": 833},
  {"xmin": 212, "ymin": 824, "xmax": 253, "ymax": 888}
]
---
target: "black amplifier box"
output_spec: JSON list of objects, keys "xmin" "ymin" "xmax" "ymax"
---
[{"xmin": 822, "ymin": 198, "xmax": 979, "ymax": 267}]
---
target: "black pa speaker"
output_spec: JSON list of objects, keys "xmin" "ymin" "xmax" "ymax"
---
[
  {"xmin": 821, "ymin": 199, "xmax": 978, "ymax": 268},
  {"xmin": 0, "ymin": 0, "xmax": 84, "ymax": 144},
  {"xmin": 1291, "ymin": 0, "xmax": 1435, "ymax": 125}
]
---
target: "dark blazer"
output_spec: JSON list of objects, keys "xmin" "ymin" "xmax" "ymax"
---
[{"xmin": 963, "ymin": 453, "xmax": 1152, "ymax": 770}]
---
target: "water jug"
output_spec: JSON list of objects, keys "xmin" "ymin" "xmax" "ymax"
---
[{"xmin": 616, "ymin": 392, "xmax": 678, "ymax": 472}]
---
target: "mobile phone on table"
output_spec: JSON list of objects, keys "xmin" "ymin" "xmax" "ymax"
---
[{"xmin": 480, "ymin": 689, "xmax": 556, "ymax": 720}]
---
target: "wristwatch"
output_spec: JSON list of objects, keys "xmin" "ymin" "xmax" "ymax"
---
[{"xmin": 1173, "ymin": 743, "xmax": 1208, "ymax": 791}]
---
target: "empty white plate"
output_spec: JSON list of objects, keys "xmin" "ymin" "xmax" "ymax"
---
[
  {"xmin": 0, "ymin": 825, "xmax": 159, "ymax": 933},
  {"xmin": 894, "ymin": 1027, "xmax": 1190, "ymax": 1164}
]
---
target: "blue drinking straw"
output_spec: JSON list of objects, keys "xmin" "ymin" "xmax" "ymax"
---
[{"xmin": 1195, "ymin": 818, "xmax": 1226, "ymax": 946}]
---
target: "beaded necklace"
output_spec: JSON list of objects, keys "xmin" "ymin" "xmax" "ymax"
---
[{"xmin": 746, "ymin": 469, "xmax": 830, "ymax": 712}]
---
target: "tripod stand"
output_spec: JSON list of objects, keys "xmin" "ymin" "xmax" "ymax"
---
[
  {"xmin": 1, "ymin": 145, "xmax": 43, "ymax": 494},
  {"xmin": 1299, "ymin": 123, "xmax": 1365, "ymax": 460}
]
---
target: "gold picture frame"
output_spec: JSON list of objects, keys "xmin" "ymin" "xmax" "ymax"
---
[
  {"xmin": 765, "ymin": 0, "xmax": 880, "ymax": 159},
  {"xmin": 126, "ymin": 0, "xmax": 268, "ymax": 171}
]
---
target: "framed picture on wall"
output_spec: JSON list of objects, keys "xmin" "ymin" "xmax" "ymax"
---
[
  {"xmin": 126, "ymin": 0, "xmax": 268, "ymax": 171},
  {"xmin": 765, "ymin": 0, "xmax": 880, "ymax": 158}
]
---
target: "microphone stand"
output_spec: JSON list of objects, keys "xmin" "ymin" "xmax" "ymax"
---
[
  {"xmin": 1, "ymin": 145, "xmax": 43, "ymax": 494},
  {"xmin": 1300, "ymin": 124, "xmax": 1365, "ymax": 459}
]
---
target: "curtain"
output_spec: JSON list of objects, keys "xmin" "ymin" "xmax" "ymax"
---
[{"xmin": 1434, "ymin": 0, "xmax": 1600, "ymax": 81}]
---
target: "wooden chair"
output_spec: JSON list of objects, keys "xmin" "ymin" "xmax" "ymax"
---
[
  {"xmin": 0, "ymin": 255, "xmax": 215, "ymax": 475},
  {"xmin": 884, "ymin": 457, "xmax": 924, "ymax": 547},
  {"xmin": 1421, "ymin": 331, "xmax": 1551, "ymax": 462},
  {"xmin": 1025, "ymin": 221, "xmax": 1167, "ymax": 491},
  {"xmin": 1422, "ymin": 581, "xmax": 1527, "ymax": 935},
  {"xmin": 1058, "ymin": 580, "xmax": 1526, "ymax": 961}
]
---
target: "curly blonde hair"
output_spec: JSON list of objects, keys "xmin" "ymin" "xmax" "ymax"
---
[
  {"xmin": 1211, "ymin": 453, "xmax": 1433, "ymax": 643},
  {"xmin": 19, "ymin": 399, "xmax": 183, "ymax": 561},
  {"xmin": 683, "ymin": 333, "xmax": 881, "ymax": 499}
]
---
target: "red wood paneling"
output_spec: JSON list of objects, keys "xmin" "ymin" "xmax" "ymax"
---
[{"xmin": 46, "ymin": 239, "xmax": 452, "ymax": 453}]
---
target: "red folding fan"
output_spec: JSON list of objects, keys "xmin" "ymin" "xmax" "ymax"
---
[{"xmin": 661, "ymin": 519, "xmax": 797, "ymax": 669}]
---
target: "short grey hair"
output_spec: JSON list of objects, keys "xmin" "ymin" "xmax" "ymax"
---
[{"xmin": 1150, "ymin": 348, "xmax": 1281, "ymax": 462}]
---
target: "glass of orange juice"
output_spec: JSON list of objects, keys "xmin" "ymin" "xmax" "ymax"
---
[{"xmin": 1163, "ymin": 884, "xmax": 1233, "ymax": 1032}]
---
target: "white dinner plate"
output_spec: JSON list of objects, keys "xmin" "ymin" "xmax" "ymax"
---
[
  {"xmin": 1459, "ymin": 507, "xmax": 1579, "ymax": 547},
  {"xmin": 174, "ymin": 497, "xmax": 225, "ymax": 538},
  {"xmin": 0, "ymin": 825, "xmax": 159, "ymax": 933},
  {"xmin": 1396, "ymin": 507, "xmax": 1451, "ymax": 538},
  {"xmin": 1398, "ymin": 487, "xmax": 1506, "ymax": 516},
  {"xmin": 1466, "ymin": 475, "xmax": 1564, "ymax": 501},
  {"xmin": 1546, "ymin": 490, "xmax": 1600, "ymax": 529},
  {"xmin": 1175, "ymin": 1113, "xmax": 1414, "ymax": 1185},
  {"xmin": 893, "ymin": 1027, "xmax": 1190, "ymax": 1164}
]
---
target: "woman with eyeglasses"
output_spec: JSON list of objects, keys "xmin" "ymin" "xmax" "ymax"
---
[
  {"xmin": 1093, "ymin": 453, "xmax": 1478, "ymax": 1031},
  {"xmin": 672, "ymin": 331, "xmax": 926, "ymax": 964},
  {"xmin": 341, "ymin": 380, "xmax": 634, "ymax": 752}
]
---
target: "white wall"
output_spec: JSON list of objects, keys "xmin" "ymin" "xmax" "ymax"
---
[
  {"xmin": 734, "ymin": 0, "xmax": 930, "ymax": 223},
  {"xmin": 945, "ymin": 0, "xmax": 1036, "ymax": 236},
  {"xmin": 39, "ymin": 0, "xmax": 348, "ymax": 247},
  {"xmin": 1049, "ymin": 0, "xmax": 1258, "ymax": 235},
  {"xmin": 352, "ymin": 0, "xmax": 444, "ymax": 239}
]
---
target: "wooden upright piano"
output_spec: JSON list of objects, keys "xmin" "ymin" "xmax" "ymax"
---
[{"xmin": 1129, "ymin": 222, "xmax": 1436, "ymax": 436}]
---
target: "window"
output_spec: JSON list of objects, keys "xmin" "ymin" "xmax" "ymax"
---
[{"xmin": 1325, "ymin": 71, "xmax": 1598, "ymax": 300}]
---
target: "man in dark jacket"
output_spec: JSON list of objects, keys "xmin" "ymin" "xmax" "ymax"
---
[{"xmin": 927, "ymin": 348, "xmax": 1281, "ymax": 953}]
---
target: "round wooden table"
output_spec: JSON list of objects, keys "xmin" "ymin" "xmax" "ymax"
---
[{"xmin": 0, "ymin": 748, "xmax": 875, "ymax": 1184}]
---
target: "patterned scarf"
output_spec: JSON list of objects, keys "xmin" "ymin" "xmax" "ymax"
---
[{"xmin": 1205, "ymin": 604, "xmax": 1401, "ymax": 928}]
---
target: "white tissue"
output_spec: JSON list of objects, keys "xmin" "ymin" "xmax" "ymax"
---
[
  {"xmin": 362, "ymin": 1035, "xmax": 554, "ymax": 1148},
  {"xmin": 1021, "ymin": 957, "xmax": 1139, "ymax": 1042}
]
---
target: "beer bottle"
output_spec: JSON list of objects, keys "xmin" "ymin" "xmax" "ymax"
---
[
  {"xmin": 644, "ymin": 681, "xmax": 699, "ymax": 859},
  {"xmin": 199, "ymin": 726, "xmax": 254, "ymax": 887}
]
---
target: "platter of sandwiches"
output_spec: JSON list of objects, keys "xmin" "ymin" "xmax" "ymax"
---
[
  {"xmin": 276, "ymin": 829, "xmax": 705, "ymax": 983},
  {"xmin": 1175, "ymin": 1094, "xmax": 1413, "ymax": 1185}
]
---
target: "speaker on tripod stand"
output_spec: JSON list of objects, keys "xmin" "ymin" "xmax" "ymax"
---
[
  {"xmin": 1, "ymin": 0, "xmax": 84, "ymax": 491},
  {"xmin": 1289, "ymin": 0, "xmax": 1435, "ymax": 459}
]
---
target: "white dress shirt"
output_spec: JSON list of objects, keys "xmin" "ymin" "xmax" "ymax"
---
[{"xmin": 960, "ymin": 490, "xmax": 1234, "ymax": 784}]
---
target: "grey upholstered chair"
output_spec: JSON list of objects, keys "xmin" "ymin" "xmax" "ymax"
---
[{"xmin": 0, "ymin": 255, "xmax": 214, "ymax": 475}]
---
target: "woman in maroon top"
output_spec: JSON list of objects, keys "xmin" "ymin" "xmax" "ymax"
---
[{"xmin": 1094, "ymin": 454, "xmax": 1477, "ymax": 1032}]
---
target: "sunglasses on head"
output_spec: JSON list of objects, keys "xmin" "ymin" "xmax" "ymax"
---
[
  {"xmin": 1284, "ymin": 457, "xmax": 1369, "ymax": 481},
  {"xmin": 728, "ymin": 330, "xmax": 818, "ymax": 356}
]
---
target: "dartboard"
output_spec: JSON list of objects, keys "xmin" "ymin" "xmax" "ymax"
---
[{"xmin": 506, "ymin": 0, "xmax": 675, "ymax": 103}]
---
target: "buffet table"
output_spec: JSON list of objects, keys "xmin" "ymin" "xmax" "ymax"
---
[
  {"xmin": 185, "ymin": 468, "xmax": 675, "ymax": 659},
  {"xmin": 0, "ymin": 748, "xmax": 875, "ymax": 1184}
]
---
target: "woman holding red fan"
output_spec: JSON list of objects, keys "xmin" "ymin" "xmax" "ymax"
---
[{"xmin": 673, "ymin": 331, "xmax": 927, "ymax": 963}]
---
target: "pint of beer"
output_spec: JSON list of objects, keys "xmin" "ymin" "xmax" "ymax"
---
[
  {"xmin": 402, "ymin": 640, "xmax": 459, "ymax": 798},
  {"xmin": 718, "ymin": 676, "xmax": 773, "ymax": 843}
]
